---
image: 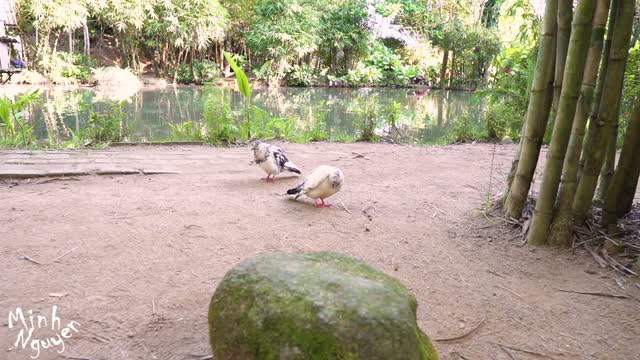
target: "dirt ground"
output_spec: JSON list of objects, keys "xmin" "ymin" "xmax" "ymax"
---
[{"xmin": 1, "ymin": 142, "xmax": 639, "ymax": 360}]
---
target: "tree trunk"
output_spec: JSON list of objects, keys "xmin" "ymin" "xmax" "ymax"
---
[
  {"xmin": 449, "ymin": 50, "xmax": 456, "ymax": 88},
  {"xmin": 549, "ymin": 0, "xmax": 574, "ymax": 131},
  {"xmin": 440, "ymin": 49, "xmax": 449, "ymax": 90},
  {"xmin": 69, "ymin": 28, "xmax": 73, "ymax": 53},
  {"xmin": 547, "ymin": 0, "xmax": 611, "ymax": 247},
  {"xmin": 572, "ymin": 0, "xmax": 634, "ymax": 223},
  {"xmin": 528, "ymin": 0, "xmax": 597, "ymax": 246},
  {"xmin": 437, "ymin": 92, "xmax": 444, "ymax": 127},
  {"xmin": 504, "ymin": 0, "xmax": 558, "ymax": 219},
  {"xmin": 481, "ymin": 58, "xmax": 492, "ymax": 87},
  {"xmin": 83, "ymin": 18, "xmax": 90, "ymax": 58},
  {"xmin": 603, "ymin": 95, "xmax": 640, "ymax": 227}
]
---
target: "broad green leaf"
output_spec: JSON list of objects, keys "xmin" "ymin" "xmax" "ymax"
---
[
  {"xmin": 224, "ymin": 51, "xmax": 251, "ymax": 99},
  {"xmin": 257, "ymin": 60, "xmax": 270, "ymax": 78}
]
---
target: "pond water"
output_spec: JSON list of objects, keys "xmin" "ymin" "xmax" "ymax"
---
[{"xmin": 17, "ymin": 86, "xmax": 483, "ymax": 144}]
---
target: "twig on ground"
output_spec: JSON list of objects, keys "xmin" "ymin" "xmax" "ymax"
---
[
  {"xmin": 280, "ymin": 233, "xmax": 289, "ymax": 248},
  {"xmin": 426, "ymin": 203, "xmax": 446, "ymax": 215},
  {"xmin": 573, "ymin": 232, "xmax": 624, "ymax": 249},
  {"xmin": 449, "ymin": 352, "xmax": 472, "ymax": 360},
  {"xmin": 495, "ymin": 216, "xmax": 521, "ymax": 225},
  {"xmin": 601, "ymin": 251, "xmax": 638, "ymax": 276},
  {"xmin": 83, "ymin": 329, "xmax": 111, "ymax": 343},
  {"xmin": 474, "ymin": 224, "xmax": 496, "ymax": 230},
  {"xmin": 494, "ymin": 285, "xmax": 522, "ymax": 298},
  {"xmin": 498, "ymin": 345, "xmax": 517, "ymax": 360},
  {"xmin": 338, "ymin": 200, "xmax": 352, "ymax": 215},
  {"xmin": 495, "ymin": 343, "xmax": 555, "ymax": 359},
  {"xmin": 185, "ymin": 355, "xmax": 213, "ymax": 360},
  {"xmin": 152, "ymin": 299, "xmax": 157, "ymax": 314},
  {"xmin": 486, "ymin": 270, "xmax": 505, "ymax": 278},
  {"xmin": 54, "ymin": 247, "xmax": 79, "ymax": 262},
  {"xmin": 585, "ymin": 247, "xmax": 608, "ymax": 268},
  {"xmin": 553, "ymin": 288, "xmax": 630, "ymax": 299},
  {"xmin": 433, "ymin": 317, "xmax": 486, "ymax": 342},
  {"xmin": 17, "ymin": 251, "xmax": 43, "ymax": 265},
  {"xmin": 64, "ymin": 356, "xmax": 93, "ymax": 360}
]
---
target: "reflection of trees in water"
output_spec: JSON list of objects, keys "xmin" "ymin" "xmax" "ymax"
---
[
  {"xmin": 31, "ymin": 90, "xmax": 90, "ymax": 143},
  {"xmin": 28, "ymin": 87, "xmax": 481, "ymax": 143}
]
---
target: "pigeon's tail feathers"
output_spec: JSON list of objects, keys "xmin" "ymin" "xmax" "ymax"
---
[
  {"xmin": 284, "ymin": 161, "xmax": 301, "ymax": 174},
  {"xmin": 286, "ymin": 183, "xmax": 305, "ymax": 198}
]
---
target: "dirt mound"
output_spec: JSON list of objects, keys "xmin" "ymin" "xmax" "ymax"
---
[{"xmin": 90, "ymin": 66, "xmax": 142, "ymax": 88}]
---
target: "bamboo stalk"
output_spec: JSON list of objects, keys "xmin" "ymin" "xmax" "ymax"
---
[
  {"xmin": 548, "ymin": 0, "xmax": 612, "ymax": 246},
  {"xmin": 504, "ymin": 0, "xmax": 559, "ymax": 219},
  {"xmin": 572, "ymin": 0, "xmax": 635, "ymax": 224},
  {"xmin": 528, "ymin": 0, "xmax": 597, "ymax": 246}
]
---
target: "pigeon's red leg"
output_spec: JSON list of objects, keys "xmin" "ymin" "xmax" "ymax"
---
[
  {"xmin": 314, "ymin": 200, "xmax": 322, "ymax": 208},
  {"xmin": 321, "ymin": 199, "xmax": 333, "ymax": 208},
  {"xmin": 267, "ymin": 175, "xmax": 275, "ymax": 183}
]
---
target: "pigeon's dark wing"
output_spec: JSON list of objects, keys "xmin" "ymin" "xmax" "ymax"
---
[{"xmin": 272, "ymin": 147, "xmax": 290, "ymax": 172}]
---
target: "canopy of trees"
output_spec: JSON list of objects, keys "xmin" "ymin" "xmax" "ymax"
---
[{"xmin": 9, "ymin": 0, "xmax": 505, "ymax": 87}]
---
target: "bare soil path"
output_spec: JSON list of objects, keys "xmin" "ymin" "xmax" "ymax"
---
[{"xmin": 1, "ymin": 143, "xmax": 639, "ymax": 360}]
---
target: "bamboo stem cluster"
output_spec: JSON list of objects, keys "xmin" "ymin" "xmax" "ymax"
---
[{"xmin": 503, "ymin": 0, "xmax": 638, "ymax": 246}]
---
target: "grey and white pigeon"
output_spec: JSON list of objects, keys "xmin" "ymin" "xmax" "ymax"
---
[
  {"xmin": 286, "ymin": 165, "xmax": 344, "ymax": 208},
  {"xmin": 251, "ymin": 140, "xmax": 301, "ymax": 182}
]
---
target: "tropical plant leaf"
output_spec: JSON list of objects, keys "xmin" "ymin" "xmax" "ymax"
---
[
  {"xmin": 257, "ymin": 60, "xmax": 271, "ymax": 78},
  {"xmin": 224, "ymin": 51, "xmax": 251, "ymax": 99}
]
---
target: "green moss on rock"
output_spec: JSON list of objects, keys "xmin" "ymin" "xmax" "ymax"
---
[{"xmin": 208, "ymin": 251, "xmax": 438, "ymax": 360}]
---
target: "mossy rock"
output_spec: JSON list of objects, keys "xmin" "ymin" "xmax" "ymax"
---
[{"xmin": 208, "ymin": 251, "xmax": 438, "ymax": 360}]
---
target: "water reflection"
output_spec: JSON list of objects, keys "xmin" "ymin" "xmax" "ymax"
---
[{"xmin": 12, "ymin": 86, "xmax": 482, "ymax": 144}]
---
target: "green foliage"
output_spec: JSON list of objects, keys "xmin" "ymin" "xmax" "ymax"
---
[
  {"xmin": 344, "ymin": 63, "xmax": 384, "ymax": 86},
  {"xmin": 480, "ymin": 45, "xmax": 536, "ymax": 140},
  {"xmin": 169, "ymin": 60, "xmax": 221, "ymax": 85},
  {"xmin": 169, "ymin": 121, "xmax": 204, "ymax": 141},
  {"xmin": 15, "ymin": 0, "xmax": 511, "ymax": 89},
  {"xmin": 503, "ymin": 0, "xmax": 541, "ymax": 45},
  {"xmin": 364, "ymin": 42, "xmax": 413, "ymax": 85},
  {"xmin": 0, "ymin": 91, "xmax": 40, "ymax": 148},
  {"xmin": 301, "ymin": 121, "xmax": 328, "ymax": 142},
  {"xmin": 254, "ymin": 61, "xmax": 271, "ymax": 81},
  {"xmin": 80, "ymin": 102, "xmax": 132, "ymax": 144},
  {"xmin": 298, "ymin": 109, "xmax": 328, "ymax": 142},
  {"xmin": 224, "ymin": 51, "xmax": 251, "ymax": 98},
  {"xmin": 317, "ymin": 0, "xmax": 371, "ymax": 72},
  {"xmin": 41, "ymin": 52, "xmax": 93, "ymax": 83},
  {"xmin": 352, "ymin": 99, "xmax": 380, "ymax": 141},
  {"xmin": 286, "ymin": 64, "xmax": 314, "ymax": 87},
  {"xmin": 143, "ymin": 0, "xmax": 228, "ymax": 68},
  {"xmin": 450, "ymin": 114, "xmax": 486, "ymax": 143},
  {"xmin": 383, "ymin": 101, "xmax": 401, "ymax": 129},
  {"xmin": 246, "ymin": 0, "xmax": 321, "ymax": 83}
]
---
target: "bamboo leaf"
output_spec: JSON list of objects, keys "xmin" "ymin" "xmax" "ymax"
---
[{"xmin": 224, "ymin": 51, "xmax": 251, "ymax": 99}]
